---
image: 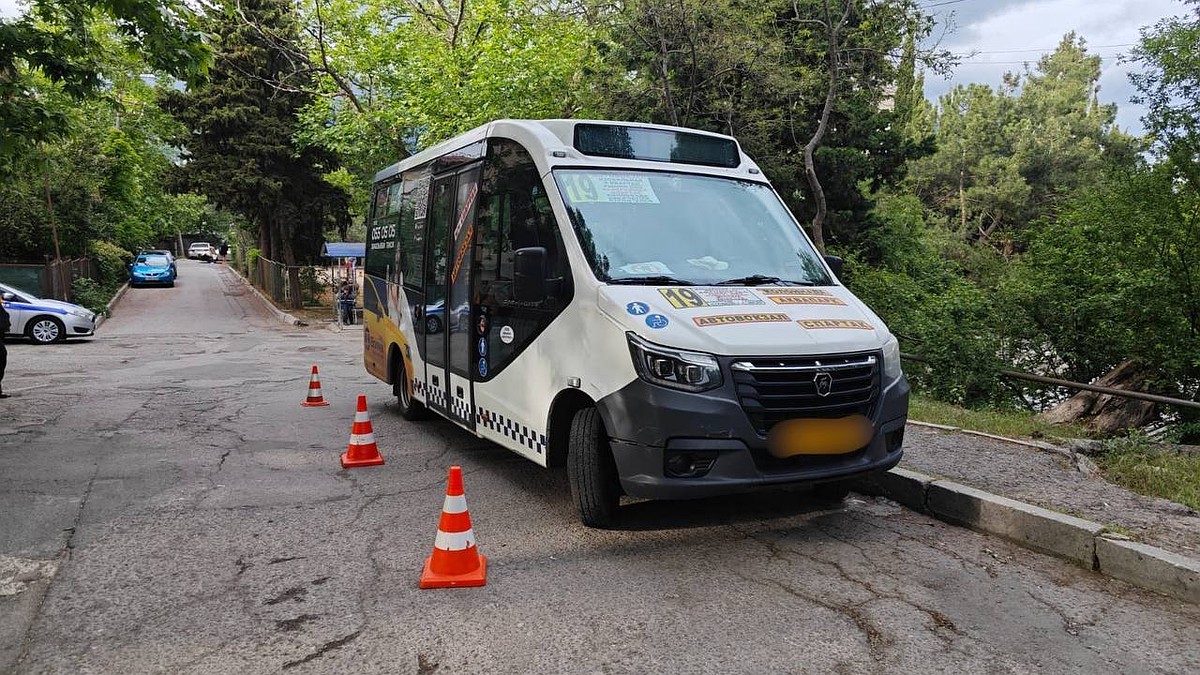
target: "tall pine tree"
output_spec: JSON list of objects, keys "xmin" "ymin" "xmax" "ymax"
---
[{"xmin": 165, "ymin": 0, "xmax": 347, "ymax": 308}]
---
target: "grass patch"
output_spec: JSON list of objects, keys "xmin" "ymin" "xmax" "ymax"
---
[
  {"xmin": 1096, "ymin": 434, "xmax": 1200, "ymax": 511},
  {"xmin": 908, "ymin": 394, "xmax": 1094, "ymax": 440}
]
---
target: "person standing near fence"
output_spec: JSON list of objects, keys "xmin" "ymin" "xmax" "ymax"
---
[
  {"xmin": 0, "ymin": 300, "xmax": 10, "ymax": 398},
  {"xmin": 338, "ymin": 279, "xmax": 358, "ymax": 325}
]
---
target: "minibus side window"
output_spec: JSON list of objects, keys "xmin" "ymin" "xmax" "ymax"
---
[
  {"xmin": 474, "ymin": 138, "xmax": 573, "ymax": 378},
  {"xmin": 399, "ymin": 170, "xmax": 430, "ymax": 289},
  {"xmin": 365, "ymin": 181, "xmax": 398, "ymax": 281}
]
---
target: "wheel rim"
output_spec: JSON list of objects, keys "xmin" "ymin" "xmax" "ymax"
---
[
  {"xmin": 427, "ymin": 318, "xmax": 438, "ymax": 333},
  {"xmin": 32, "ymin": 320, "xmax": 59, "ymax": 342}
]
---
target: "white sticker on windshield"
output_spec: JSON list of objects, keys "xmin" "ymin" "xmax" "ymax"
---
[
  {"xmin": 619, "ymin": 261, "xmax": 674, "ymax": 275},
  {"xmin": 563, "ymin": 174, "xmax": 660, "ymax": 204}
]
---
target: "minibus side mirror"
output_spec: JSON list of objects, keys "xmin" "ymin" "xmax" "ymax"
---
[
  {"xmin": 514, "ymin": 246, "xmax": 548, "ymax": 303},
  {"xmin": 1, "ymin": 292, "xmax": 13, "ymax": 301},
  {"xmin": 823, "ymin": 255, "xmax": 844, "ymax": 281}
]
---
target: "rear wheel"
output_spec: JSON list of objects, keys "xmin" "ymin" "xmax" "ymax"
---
[
  {"xmin": 425, "ymin": 316, "xmax": 442, "ymax": 334},
  {"xmin": 392, "ymin": 356, "xmax": 428, "ymax": 421},
  {"xmin": 27, "ymin": 316, "xmax": 64, "ymax": 344},
  {"xmin": 567, "ymin": 407, "xmax": 621, "ymax": 528}
]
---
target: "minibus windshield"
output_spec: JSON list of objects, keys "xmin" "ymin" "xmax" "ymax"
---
[{"xmin": 553, "ymin": 169, "xmax": 832, "ymax": 286}]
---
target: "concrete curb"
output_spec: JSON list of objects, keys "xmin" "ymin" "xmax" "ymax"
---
[
  {"xmin": 855, "ymin": 468, "xmax": 1200, "ymax": 604},
  {"xmin": 225, "ymin": 265, "xmax": 301, "ymax": 326},
  {"xmin": 95, "ymin": 282, "xmax": 130, "ymax": 332}
]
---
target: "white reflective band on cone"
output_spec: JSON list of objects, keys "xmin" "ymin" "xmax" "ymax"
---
[
  {"xmin": 441, "ymin": 494, "xmax": 468, "ymax": 514},
  {"xmin": 354, "ymin": 411, "xmax": 370, "ymax": 422},
  {"xmin": 349, "ymin": 433, "xmax": 376, "ymax": 445},
  {"xmin": 434, "ymin": 529, "xmax": 476, "ymax": 551}
]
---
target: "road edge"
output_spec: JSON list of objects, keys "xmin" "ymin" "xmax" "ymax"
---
[
  {"xmin": 224, "ymin": 265, "xmax": 302, "ymax": 326},
  {"xmin": 855, "ymin": 468, "xmax": 1200, "ymax": 605},
  {"xmin": 94, "ymin": 282, "xmax": 130, "ymax": 331}
]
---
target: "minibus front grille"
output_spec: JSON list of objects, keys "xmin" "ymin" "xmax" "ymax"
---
[{"xmin": 730, "ymin": 352, "xmax": 879, "ymax": 435}]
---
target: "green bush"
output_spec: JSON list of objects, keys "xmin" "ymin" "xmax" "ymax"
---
[
  {"xmin": 89, "ymin": 240, "xmax": 132, "ymax": 290},
  {"xmin": 299, "ymin": 266, "xmax": 324, "ymax": 305},
  {"xmin": 246, "ymin": 247, "xmax": 261, "ymax": 276},
  {"xmin": 71, "ymin": 277, "xmax": 111, "ymax": 315}
]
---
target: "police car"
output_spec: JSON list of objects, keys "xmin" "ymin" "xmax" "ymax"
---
[{"xmin": 1, "ymin": 282, "xmax": 97, "ymax": 344}]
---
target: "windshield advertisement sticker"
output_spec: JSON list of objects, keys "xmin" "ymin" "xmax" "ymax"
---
[
  {"xmin": 658, "ymin": 287, "xmax": 766, "ymax": 309},
  {"xmin": 693, "ymin": 313, "xmax": 791, "ymax": 327},
  {"xmin": 798, "ymin": 319, "xmax": 874, "ymax": 330},
  {"xmin": 561, "ymin": 173, "xmax": 660, "ymax": 204},
  {"xmin": 766, "ymin": 295, "xmax": 847, "ymax": 306},
  {"xmin": 619, "ymin": 261, "xmax": 673, "ymax": 275},
  {"xmin": 759, "ymin": 288, "xmax": 832, "ymax": 296}
]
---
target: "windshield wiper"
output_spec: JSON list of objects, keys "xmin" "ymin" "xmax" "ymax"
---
[
  {"xmin": 607, "ymin": 275, "xmax": 696, "ymax": 286},
  {"xmin": 715, "ymin": 275, "xmax": 816, "ymax": 286}
]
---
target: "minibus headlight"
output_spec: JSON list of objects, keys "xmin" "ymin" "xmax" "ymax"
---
[
  {"xmin": 627, "ymin": 333, "xmax": 722, "ymax": 392},
  {"xmin": 882, "ymin": 335, "xmax": 903, "ymax": 380}
]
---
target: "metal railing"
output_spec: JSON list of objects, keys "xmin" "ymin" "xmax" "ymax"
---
[{"xmin": 900, "ymin": 353, "xmax": 1200, "ymax": 411}]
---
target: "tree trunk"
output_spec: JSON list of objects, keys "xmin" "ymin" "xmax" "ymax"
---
[
  {"xmin": 1040, "ymin": 359, "xmax": 1161, "ymax": 434},
  {"xmin": 801, "ymin": 0, "xmax": 850, "ymax": 254}
]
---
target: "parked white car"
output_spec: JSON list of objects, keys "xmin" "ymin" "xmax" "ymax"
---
[
  {"xmin": 0, "ymin": 282, "xmax": 97, "ymax": 344},
  {"xmin": 187, "ymin": 242, "xmax": 216, "ymax": 260}
]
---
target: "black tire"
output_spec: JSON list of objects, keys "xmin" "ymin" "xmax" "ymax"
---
[
  {"xmin": 425, "ymin": 316, "xmax": 442, "ymax": 334},
  {"xmin": 812, "ymin": 480, "xmax": 852, "ymax": 503},
  {"xmin": 392, "ymin": 356, "xmax": 428, "ymax": 421},
  {"xmin": 167, "ymin": 281, "xmax": 175, "ymax": 288},
  {"xmin": 567, "ymin": 407, "xmax": 621, "ymax": 528},
  {"xmin": 27, "ymin": 316, "xmax": 64, "ymax": 344}
]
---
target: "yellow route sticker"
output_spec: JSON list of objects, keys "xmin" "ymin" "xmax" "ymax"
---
[
  {"xmin": 658, "ymin": 287, "xmax": 765, "ymax": 309},
  {"xmin": 767, "ymin": 295, "xmax": 846, "ymax": 306},
  {"xmin": 797, "ymin": 319, "xmax": 874, "ymax": 330},
  {"xmin": 693, "ymin": 313, "xmax": 791, "ymax": 327},
  {"xmin": 759, "ymin": 288, "xmax": 833, "ymax": 296}
]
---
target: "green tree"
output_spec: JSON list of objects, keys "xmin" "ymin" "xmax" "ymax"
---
[
  {"xmin": 165, "ymin": 0, "xmax": 349, "ymax": 309},
  {"xmin": 1131, "ymin": 1, "xmax": 1200, "ymax": 185},
  {"xmin": 0, "ymin": 0, "xmax": 209, "ymax": 172},
  {"xmin": 291, "ymin": 0, "xmax": 600, "ymax": 213},
  {"xmin": 600, "ymin": 0, "xmax": 948, "ymax": 251}
]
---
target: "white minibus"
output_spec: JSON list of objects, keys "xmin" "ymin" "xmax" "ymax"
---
[{"xmin": 362, "ymin": 119, "xmax": 909, "ymax": 526}]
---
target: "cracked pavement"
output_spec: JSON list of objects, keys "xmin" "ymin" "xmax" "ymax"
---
[{"xmin": 1, "ymin": 260, "xmax": 1198, "ymax": 674}]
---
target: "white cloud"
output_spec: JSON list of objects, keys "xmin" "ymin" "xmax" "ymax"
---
[
  {"xmin": 0, "ymin": 0, "xmax": 23, "ymax": 19},
  {"xmin": 924, "ymin": 0, "xmax": 1189, "ymax": 134}
]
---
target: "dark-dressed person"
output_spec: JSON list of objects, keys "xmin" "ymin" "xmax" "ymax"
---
[
  {"xmin": 0, "ymin": 300, "xmax": 9, "ymax": 398},
  {"xmin": 338, "ymin": 280, "xmax": 358, "ymax": 325}
]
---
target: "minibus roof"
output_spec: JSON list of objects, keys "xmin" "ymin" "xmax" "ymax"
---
[{"xmin": 373, "ymin": 119, "xmax": 765, "ymax": 184}]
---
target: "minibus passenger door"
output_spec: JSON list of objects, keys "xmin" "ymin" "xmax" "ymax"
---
[
  {"xmin": 423, "ymin": 166, "xmax": 481, "ymax": 430},
  {"xmin": 422, "ymin": 175, "xmax": 454, "ymax": 417}
]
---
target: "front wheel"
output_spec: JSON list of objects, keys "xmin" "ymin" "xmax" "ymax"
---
[
  {"xmin": 27, "ymin": 316, "xmax": 64, "ymax": 344},
  {"xmin": 567, "ymin": 407, "xmax": 621, "ymax": 528},
  {"xmin": 393, "ymin": 357, "xmax": 428, "ymax": 421},
  {"xmin": 425, "ymin": 316, "xmax": 442, "ymax": 334}
]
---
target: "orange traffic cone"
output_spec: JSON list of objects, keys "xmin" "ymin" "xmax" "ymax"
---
[
  {"xmin": 341, "ymin": 395, "xmax": 385, "ymax": 468},
  {"xmin": 301, "ymin": 365, "xmax": 330, "ymax": 407},
  {"xmin": 420, "ymin": 466, "xmax": 487, "ymax": 588}
]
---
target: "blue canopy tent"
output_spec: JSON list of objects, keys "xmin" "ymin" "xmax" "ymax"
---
[{"xmin": 322, "ymin": 242, "xmax": 366, "ymax": 325}]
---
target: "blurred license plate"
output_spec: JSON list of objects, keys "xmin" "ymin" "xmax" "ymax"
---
[{"xmin": 767, "ymin": 415, "xmax": 873, "ymax": 458}]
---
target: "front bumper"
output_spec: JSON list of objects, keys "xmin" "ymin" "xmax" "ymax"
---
[
  {"xmin": 596, "ymin": 369, "xmax": 909, "ymax": 500},
  {"xmin": 131, "ymin": 272, "xmax": 175, "ymax": 285},
  {"xmin": 64, "ymin": 314, "xmax": 96, "ymax": 336}
]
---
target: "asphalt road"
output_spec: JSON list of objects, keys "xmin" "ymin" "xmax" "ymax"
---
[{"xmin": 1, "ymin": 259, "xmax": 1198, "ymax": 674}]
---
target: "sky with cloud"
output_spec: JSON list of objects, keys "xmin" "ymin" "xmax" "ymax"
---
[
  {"xmin": 924, "ymin": 0, "xmax": 1188, "ymax": 134},
  {"xmin": 0, "ymin": 0, "xmax": 1190, "ymax": 134}
]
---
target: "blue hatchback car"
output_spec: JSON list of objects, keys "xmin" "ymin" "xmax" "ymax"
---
[{"xmin": 129, "ymin": 254, "xmax": 176, "ymax": 287}]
